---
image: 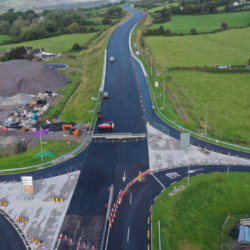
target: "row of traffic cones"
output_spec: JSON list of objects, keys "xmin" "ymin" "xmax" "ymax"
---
[{"xmin": 59, "ymin": 233, "xmax": 94, "ymax": 249}]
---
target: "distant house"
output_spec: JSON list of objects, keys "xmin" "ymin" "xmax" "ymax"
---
[{"xmin": 33, "ymin": 49, "xmax": 42, "ymax": 59}]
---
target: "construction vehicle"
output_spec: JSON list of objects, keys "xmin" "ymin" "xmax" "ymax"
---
[
  {"xmin": 62, "ymin": 124, "xmax": 80, "ymax": 137},
  {"xmin": 97, "ymin": 111, "xmax": 102, "ymax": 120}
]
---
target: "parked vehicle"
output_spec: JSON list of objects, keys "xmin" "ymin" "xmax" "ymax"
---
[
  {"xmin": 110, "ymin": 57, "xmax": 114, "ymax": 62},
  {"xmin": 97, "ymin": 111, "xmax": 102, "ymax": 120}
]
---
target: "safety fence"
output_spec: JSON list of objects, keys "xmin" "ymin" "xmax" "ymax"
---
[
  {"xmin": 0, "ymin": 208, "xmax": 31, "ymax": 250},
  {"xmin": 92, "ymin": 133, "xmax": 147, "ymax": 143}
]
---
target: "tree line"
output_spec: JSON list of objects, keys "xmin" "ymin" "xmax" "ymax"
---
[{"xmin": 0, "ymin": 6, "xmax": 124, "ymax": 44}]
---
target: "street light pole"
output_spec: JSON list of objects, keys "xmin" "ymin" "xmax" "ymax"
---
[
  {"xmin": 164, "ymin": 80, "xmax": 165, "ymax": 108},
  {"xmin": 164, "ymin": 59, "xmax": 165, "ymax": 71},
  {"xmin": 40, "ymin": 125, "xmax": 43, "ymax": 163},
  {"xmin": 151, "ymin": 56, "xmax": 152, "ymax": 76},
  {"xmin": 205, "ymin": 103, "xmax": 207, "ymax": 136},
  {"xmin": 188, "ymin": 146, "xmax": 190, "ymax": 188},
  {"xmin": 146, "ymin": 47, "xmax": 147, "ymax": 65}
]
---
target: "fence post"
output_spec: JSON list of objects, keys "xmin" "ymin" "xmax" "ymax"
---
[{"xmin": 158, "ymin": 221, "xmax": 161, "ymax": 250}]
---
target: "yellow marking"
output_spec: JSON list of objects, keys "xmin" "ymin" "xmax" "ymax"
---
[
  {"xmin": 150, "ymin": 206, "xmax": 152, "ymax": 212},
  {"xmin": 148, "ymin": 217, "xmax": 150, "ymax": 224},
  {"xmin": 148, "ymin": 230, "xmax": 150, "ymax": 238},
  {"xmin": 171, "ymin": 181, "xmax": 177, "ymax": 185},
  {"xmin": 148, "ymin": 244, "xmax": 150, "ymax": 250},
  {"xmin": 182, "ymin": 177, "xmax": 187, "ymax": 179},
  {"xmin": 196, "ymin": 173, "xmax": 204, "ymax": 176},
  {"xmin": 161, "ymin": 188, "xmax": 165, "ymax": 193},
  {"xmin": 154, "ymin": 196, "xmax": 158, "ymax": 201}
]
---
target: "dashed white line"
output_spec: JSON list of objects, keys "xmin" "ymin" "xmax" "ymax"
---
[
  {"xmin": 127, "ymin": 227, "xmax": 130, "ymax": 242},
  {"xmin": 130, "ymin": 193, "xmax": 132, "ymax": 204}
]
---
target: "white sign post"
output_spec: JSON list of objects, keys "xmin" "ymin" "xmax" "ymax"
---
[{"xmin": 21, "ymin": 176, "xmax": 33, "ymax": 193}]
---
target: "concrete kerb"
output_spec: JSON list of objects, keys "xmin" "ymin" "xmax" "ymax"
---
[{"xmin": 128, "ymin": 9, "xmax": 250, "ymax": 153}]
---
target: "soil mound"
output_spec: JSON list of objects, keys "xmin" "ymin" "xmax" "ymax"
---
[
  {"xmin": 0, "ymin": 60, "xmax": 67, "ymax": 97},
  {"xmin": 0, "ymin": 94, "xmax": 32, "ymax": 107}
]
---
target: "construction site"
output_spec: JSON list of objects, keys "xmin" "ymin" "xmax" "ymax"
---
[{"xmin": 0, "ymin": 60, "xmax": 88, "ymax": 158}]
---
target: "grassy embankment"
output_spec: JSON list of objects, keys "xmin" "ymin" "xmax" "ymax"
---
[
  {"xmin": 0, "ymin": 34, "xmax": 12, "ymax": 44},
  {"xmin": 133, "ymin": 12, "xmax": 250, "ymax": 149},
  {"xmin": 152, "ymin": 172, "xmax": 250, "ymax": 250},
  {"xmin": 0, "ymin": 33, "xmax": 97, "ymax": 53},
  {"xmin": 150, "ymin": 12, "xmax": 250, "ymax": 33},
  {"xmin": 0, "ymin": 140, "xmax": 80, "ymax": 172}
]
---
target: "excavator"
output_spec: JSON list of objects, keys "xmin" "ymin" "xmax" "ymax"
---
[{"xmin": 62, "ymin": 124, "xmax": 80, "ymax": 137}]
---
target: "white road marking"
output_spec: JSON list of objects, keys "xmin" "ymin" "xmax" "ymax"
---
[
  {"xmin": 130, "ymin": 193, "xmax": 132, "ymax": 204},
  {"xmin": 187, "ymin": 168, "xmax": 204, "ymax": 173},
  {"xmin": 150, "ymin": 173, "xmax": 165, "ymax": 189},
  {"xmin": 127, "ymin": 227, "xmax": 130, "ymax": 242}
]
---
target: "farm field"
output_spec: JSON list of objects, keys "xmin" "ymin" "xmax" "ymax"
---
[
  {"xmin": 167, "ymin": 70, "xmax": 250, "ymax": 141},
  {"xmin": 147, "ymin": 2, "xmax": 179, "ymax": 13},
  {"xmin": 0, "ymin": 34, "xmax": 12, "ymax": 44},
  {"xmin": 150, "ymin": 12, "xmax": 250, "ymax": 33},
  {"xmin": 0, "ymin": 33, "xmax": 96, "ymax": 53},
  {"xmin": 152, "ymin": 172, "xmax": 250, "ymax": 250},
  {"xmin": 146, "ymin": 27, "xmax": 250, "ymax": 67}
]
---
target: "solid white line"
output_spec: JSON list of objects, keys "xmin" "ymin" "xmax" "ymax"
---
[
  {"xmin": 127, "ymin": 227, "xmax": 130, "ymax": 242},
  {"xmin": 130, "ymin": 193, "xmax": 132, "ymax": 204},
  {"xmin": 105, "ymin": 227, "xmax": 110, "ymax": 250},
  {"xmin": 150, "ymin": 173, "xmax": 166, "ymax": 189}
]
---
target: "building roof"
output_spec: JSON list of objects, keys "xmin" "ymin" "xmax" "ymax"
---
[{"xmin": 33, "ymin": 49, "xmax": 41, "ymax": 54}]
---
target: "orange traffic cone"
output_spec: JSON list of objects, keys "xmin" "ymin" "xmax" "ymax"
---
[
  {"xmin": 109, "ymin": 222, "xmax": 112, "ymax": 228},
  {"xmin": 113, "ymin": 213, "xmax": 116, "ymax": 218},
  {"xmin": 114, "ymin": 208, "xmax": 117, "ymax": 213},
  {"xmin": 65, "ymin": 235, "xmax": 67, "ymax": 240},
  {"xmin": 105, "ymin": 203, "xmax": 107, "ymax": 208},
  {"xmin": 92, "ymin": 245, "xmax": 95, "ymax": 250},
  {"xmin": 111, "ymin": 213, "xmax": 113, "ymax": 218},
  {"xmin": 59, "ymin": 233, "xmax": 62, "ymax": 239},
  {"xmin": 70, "ymin": 238, "xmax": 73, "ymax": 244},
  {"xmin": 109, "ymin": 187, "xmax": 110, "ymax": 191},
  {"xmin": 112, "ymin": 218, "xmax": 114, "ymax": 223},
  {"xmin": 78, "ymin": 241, "xmax": 80, "ymax": 246},
  {"xmin": 83, "ymin": 242, "xmax": 86, "ymax": 248}
]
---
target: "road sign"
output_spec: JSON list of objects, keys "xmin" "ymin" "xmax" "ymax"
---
[
  {"xmin": 21, "ymin": 176, "xmax": 33, "ymax": 193},
  {"xmin": 180, "ymin": 133, "xmax": 190, "ymax": 149}
]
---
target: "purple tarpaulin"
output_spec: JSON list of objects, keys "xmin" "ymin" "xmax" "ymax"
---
[{"xmin": 29, "ymin": 129, "xmax": 51, "ymax": 135}]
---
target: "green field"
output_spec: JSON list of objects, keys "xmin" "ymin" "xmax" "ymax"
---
[
  {"xmin": 88, "ymin": 17, "xmax": 103, "ymax": 21},
  {"xmin": 150, "ymin": 12, "xmax": 250, "ymax": 33},
  {"xmin": 0, "ymin": 34, "xmax": 12, "ymax": 44},
  {"xmin": 152, "ymin": 172, "xmax": 250, "ymax": 250},
  {"xmin": 146, "ymin": 27, "xmax": 250, "ymax": 67},
  {"xmin": 166, "ymin": 71, "xmax": 250, "ymax": 141},
  {"xmin": 0, "ymin": 33, "xmax": 96, "ymax": 53},
  {"xmin": 0, "ymin": 140, "xmax": 80, "ymax": 171},
  {"xmin": 147, "ymin": 2, "xmax": 179, "ymax": 13}
]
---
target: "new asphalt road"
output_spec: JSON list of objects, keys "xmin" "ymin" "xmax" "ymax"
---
[{"xmin": 1, "ymin": 5, "xmax": 250, "ymax": 250}]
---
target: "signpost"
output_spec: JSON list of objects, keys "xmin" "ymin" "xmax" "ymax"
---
[{"xmin": 21, "ymin": 176, "xmax": 33, "ymax": 193}]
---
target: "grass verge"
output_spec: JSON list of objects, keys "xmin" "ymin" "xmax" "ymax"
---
[
  {"xmin": 152, "ymin": 172, "xmax": 250, "ymax": 250},
  {"xmin": 0, "ymin": 33, "xmax": 97, "ymax": 53},
  {"xmin": 0, "ymin": 34, "xmax": 12, "ymax": 44},
  {"xmin": 0, "ymin": 140, "xmax": 80, "ymax": 171},
  {"xmin": 149, "ymin": 12, "xmax": 250, "ymax": 33},
  {"xmin": 146, "ymin": 27, "xmax": 250, "ymax": 67}
]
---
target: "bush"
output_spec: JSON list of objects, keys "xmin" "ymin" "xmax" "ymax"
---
[
  {"xmin": 190, "ymin": 28, "xmax": 197, "ymax": 35},
  {"xmin": 72, "ymin": 43, "xmax": 81, "ymax": 51},
  {"xmin": 166, "ymin": 29, "xmax": 171, "ymax": 36},
  {"xmin": 248, "ymin": 58, "xmax": 250, "ymax": 64},
  {"xmin": 221, "ymin": 22, "xmax": 228, "ymax": 30}
]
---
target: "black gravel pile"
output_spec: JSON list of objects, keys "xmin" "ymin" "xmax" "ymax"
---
[{"xmin": 0, "ymin": 60, "xmax": 68, "ymax": 97}]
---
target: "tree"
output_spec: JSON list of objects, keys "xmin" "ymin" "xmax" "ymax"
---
[
  {"xmin": 165, "ymin": 29, "xmax": 171, "ymax": 35},
  {"xmin": 9, "ymin": 46, "xmax": 27, "ymax": 59},
  {"xmin": 159, "ymin": 25, "xmax": 164, "ymax": 35},
  {"xmin": 221, "ymin": 22, "xmax": 228, "ymax": 30},
  {"xmin": 185, "ymin": 4, "xmax": 195, "ymax": 13},
  {"xmin": 68, "ymin": 22, "xmax": 78, "ymax": 33},
  {"xmin": 190, "ymin": 28, "xmax": 197, "ymax": 34},
  {"xmin": 248, "ymin": 58, "xmax": 250, "ymax": 64},
  {"xmin": 72, "ymin": 43, "xmax": 80, "ymax": 51},
  {"xmin": 0, "ymin": 21, "xmax": 11, "ymax": 35}
]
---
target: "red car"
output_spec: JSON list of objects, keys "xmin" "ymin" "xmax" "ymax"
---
[{"xmin": 98, "ymin": 122, "xmax": 114, "ymax": 130}]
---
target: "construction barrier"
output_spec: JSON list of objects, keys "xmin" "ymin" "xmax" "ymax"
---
[
  {"xmin": 51, "ymin": 198, "xmax": 64, "ymax": 202},
  {"xmin": 30, "ymin": 238, "xmax": 42, "ymax": 247},
  {"xmin": 0, "ymin": 201, "xmax": 8, "ymax": 206},
  {"xmin": 17, "ymin": 217, "xmax": 27, "ymax": 224}
]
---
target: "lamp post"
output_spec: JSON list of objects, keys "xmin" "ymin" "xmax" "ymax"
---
[
  {"xmin": 151, "ymin": 56, "xmax": 152, "ymax": 76},
  {"xmin": 40, "ymin": 125, "xmax": 43, "ymax": 163},
  {"xmin": 205, "ymin": 103, "xmax": 207, "ymax": 136}
]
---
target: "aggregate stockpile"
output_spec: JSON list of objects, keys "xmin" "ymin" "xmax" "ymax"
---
[{"xmin": 0, "ymin": 60, "xmax": 67, "ymax": 97}]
